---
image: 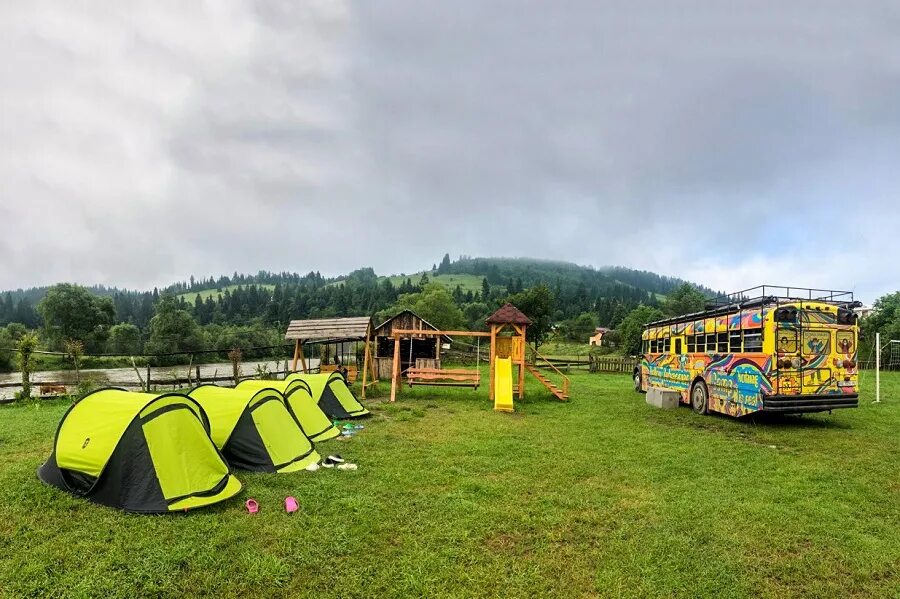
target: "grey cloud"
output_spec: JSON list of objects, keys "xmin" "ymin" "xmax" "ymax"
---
[{"xmin": 1, "ymin": 1, "xmax": 898, "ymax": 301}]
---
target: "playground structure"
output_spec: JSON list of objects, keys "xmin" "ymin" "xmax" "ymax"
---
[{"xmin": 389, "ymin": 303, "xmax": 569, "ymax": 411}]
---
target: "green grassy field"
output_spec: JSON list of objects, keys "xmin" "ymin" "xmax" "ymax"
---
[
  {"xmin": 382, "ymin": 272, "xmax": 486, "ymax": 293},
  {"xmin": 178, "ymin": 284, "xmax": 275, "ymax": 303},
  {"xmin": 1, "ymin": 371, "xmax": 897, "ymax": 598}
]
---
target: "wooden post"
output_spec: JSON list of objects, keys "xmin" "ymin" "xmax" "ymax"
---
[
  {"xmin": 146, "ymin": 364, "xmax": 151, "ymax": 392},
  {"xmin": 291, "ymin": 339, "xmax": 300, "ymax": 372},
  {"xmin": 370, "ymin": 336, "xmax": 377, "ymax": 382},
  {"xmin": 390, "ymin": 332, "xmax": 401, "ymax": 402},
  {"xmin": 517, "ymin": 324, "xmax": 526, "ymax": 400},
  {"xmin": 300, "ymin": 342, "xmax": 308, "ymax": 373},
  {"xmin": 196, "ymin": 365, "xmax": 201, "ymax": 385},
  {"xmin": 361, "ymin": 334, "xmax": 370, "ymax": 399},
  {"xmin": 489, "ymin": 324, "xmax": 497, "ymax": 402}
]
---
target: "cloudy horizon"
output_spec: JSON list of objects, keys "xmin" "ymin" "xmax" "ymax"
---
[{"xmin": 2, "ymin": 1, "xmax": 898, "ymax": 303}]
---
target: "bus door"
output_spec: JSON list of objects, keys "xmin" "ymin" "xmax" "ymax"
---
[
  {"xmin": 774, "ymin": 306, "xmax": 800, "ymax": 395},
  {"xmin": 800, "ymin": 327, "xmax": 831, "ymax": 394}
]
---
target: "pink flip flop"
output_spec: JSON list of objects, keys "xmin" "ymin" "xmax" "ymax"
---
[
  {"xmin": 285, "ymin": 496, "xmax": 299, "ymax": 514},
  {"xmin": 246, "ymin": 499, "xmax": 259, "ymax": 514}
]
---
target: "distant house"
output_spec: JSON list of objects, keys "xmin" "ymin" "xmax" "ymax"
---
[
  {"xmin": 589, "ymin": 327, "xmax": 611, "ymax": 346},
  {"xmin": 855, "ymin": 305, "xmax": 874, "ymax": 320}
]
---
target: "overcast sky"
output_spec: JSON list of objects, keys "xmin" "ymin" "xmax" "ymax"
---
[{"xmin": 2, "ymin": 1, "xmax": 898, "ymax": 302}]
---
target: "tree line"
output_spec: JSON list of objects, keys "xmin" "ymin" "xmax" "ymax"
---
[{"xmin": 0, "ymin": 256, "xmax": 705, "ymax": 373}]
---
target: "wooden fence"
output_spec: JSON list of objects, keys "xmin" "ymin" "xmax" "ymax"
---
[
  {"xmin": 0, "ymin": 366, "xmax": 309, "ymax": 403},
  {"xmin": 529, "ymin": 355, "xmax": 638, "ymax": 374}
]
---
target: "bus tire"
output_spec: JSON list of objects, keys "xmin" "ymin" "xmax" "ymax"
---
[
  {"xmin": 633, "ymin": 370, "xmax": 643, "ymax": 393},
  {"xmin": 691, "ymin": 380, "xmax": 709, "ymax": 415}
]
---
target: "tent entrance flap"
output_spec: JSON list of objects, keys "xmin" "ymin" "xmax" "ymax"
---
[
  {"xmin": 251, "ymin": 399, "xmax": 319, "ymax": 471},
  {"xmin": 142, "ymin": 405, "xmax": 231, "ymax": 504}
]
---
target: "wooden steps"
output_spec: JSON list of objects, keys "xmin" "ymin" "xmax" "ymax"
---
[{"xmin": 526, "ymin": 364, "xmax": 569, "ymax": 401}]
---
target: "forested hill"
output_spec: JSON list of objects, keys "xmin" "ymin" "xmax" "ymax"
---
[{"xmin": 0, "ymin": 256, "xmax": 711, "ymax": 332}]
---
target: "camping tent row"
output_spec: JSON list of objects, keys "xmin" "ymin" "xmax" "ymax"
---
[{"xmin": 38, "ymin": 373, "xmax": 368, "ymax": 514}]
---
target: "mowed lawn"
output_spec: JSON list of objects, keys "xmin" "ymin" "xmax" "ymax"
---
[{"xmin": 0, "ymin": 370, "xmax": 898, "ymax": 598}]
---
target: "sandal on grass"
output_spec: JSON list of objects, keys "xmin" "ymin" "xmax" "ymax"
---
[
  {"xmin": 285, "ymin": 497, "xmax": 299, "ymax": 513},
  {"xmin": 246, "ymin": 499, "xmax": 259, "ymax": 514}
]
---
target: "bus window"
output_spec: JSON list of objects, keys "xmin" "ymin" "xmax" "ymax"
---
[
  {"xmin": 687, "ymin": 335, "xmax": 696, "ymax": 353},
  {"xmin": 836, "ymin": 331, "xmax": 854, "ymax": 354},
  {"xmin": 705, "ymin": 333, "xmax": 716, "ymax": 353},
  {"xmin": 674, "ymin": 338, "xmax": 683, "ymax": 355},
  {"xmin": 744, "ymin": 329, "xmax": 763, "ymax": 352},
  {"xmin": 775, "ymin": 306, "xmax": 798, "ymax": 323},
  {"xmin": 717, "ymin": 332, "xmax": 728, "ymax": 353},
  {"xmin": 729, "ymin": 331, "xmax": 742, "ymax": 352},
  {"xmin": 661, "ymin": 337, "xmax": 670, "ymax": 354},
  {"xmin": 777, "ymin": 331, "xmax": 798, "ymax": 353},
  {"xmin": 802, "ymin": 330, "xmax": 830, "ymax": 355}
]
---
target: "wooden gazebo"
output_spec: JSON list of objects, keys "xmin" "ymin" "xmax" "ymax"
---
[{"xmin": 284, "ymin": 316, "xmax": 377, "ymax": 398}]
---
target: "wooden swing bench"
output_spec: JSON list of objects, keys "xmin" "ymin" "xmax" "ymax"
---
[
  {"xmin": 319, "ymin": 364, "xmax": 358, "ymax": 383},
  {"xmin": 406, "ymin": 367, "xmax": 481, "ymax": 389}
]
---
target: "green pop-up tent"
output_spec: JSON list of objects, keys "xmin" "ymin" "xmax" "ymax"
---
[
  {"xmin": 235, "ymin": 379, "xmax": 340, "ymax": 442},
  {"xmin": 188, "ymin": 385, "xmax": 320, "ymax": 473},
  {"xmin": 38, "ymin": 388, "xmax": 242, "ymax": 513},
  {"xmin": 285, "ymin": 372, "xmax": 370, "ymax": 419}
]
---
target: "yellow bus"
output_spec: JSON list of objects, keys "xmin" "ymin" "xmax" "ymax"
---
[{"xmin": 634, "ymin": 286, "xmax": 860, "ymax": 416}]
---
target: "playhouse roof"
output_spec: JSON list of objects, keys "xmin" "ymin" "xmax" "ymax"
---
[
  {"xmin": 373, "ymin": 309, "xmax": 453, "ymax": 343},
  {"xmin": 485, "ymin": 303, "xmax": 532, "ymax": 325}
]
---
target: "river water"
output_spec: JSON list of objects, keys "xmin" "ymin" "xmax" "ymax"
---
[{"xmin": 0, "ymin": 358, "xmax": 321, "ymax": 399}]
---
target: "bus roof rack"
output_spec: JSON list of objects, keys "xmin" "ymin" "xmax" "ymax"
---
[
  {"xmin": 704, "ymin": 285, "xmax": 858, "ymax": 310},
  {"xmin": 647, "ymin": 285, "xmax": 861, "ymax": 328}
]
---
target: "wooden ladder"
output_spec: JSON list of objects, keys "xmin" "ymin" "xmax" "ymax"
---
[{"xmin": 525, "ymin": 349, "xmax": 570, "ymax": 401}]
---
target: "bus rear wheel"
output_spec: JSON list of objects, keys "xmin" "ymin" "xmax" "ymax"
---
[{"xmin": 691, "ymin": 381, "xmax": 709, "ymax": 415}]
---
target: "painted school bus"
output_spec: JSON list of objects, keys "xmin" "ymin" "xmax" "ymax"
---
[{"xmin": 633, "ymin": 287, "xmax": 860, "ymax": 416}]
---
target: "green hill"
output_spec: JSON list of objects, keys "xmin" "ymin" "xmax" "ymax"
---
[
  {"xmin": 177, "ymin": 284, "xmax": 275, "ymax": 304},
  {"xmin": 381, "ymin": 273, "xmax": 485, "ymax": 293}
]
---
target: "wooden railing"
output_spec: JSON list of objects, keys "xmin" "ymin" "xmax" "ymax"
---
[
  {"xmin": 527, "ymin": 354, "xmax": 639, "ymax": 373},
  {"xmin": 527, "ymin": 347, "xmax": 570, "ymax": 398}
]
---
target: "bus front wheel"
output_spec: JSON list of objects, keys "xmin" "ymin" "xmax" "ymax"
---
[{"xmin": 691, "ymin": 381, "xmax": 709, "ymax": 415}]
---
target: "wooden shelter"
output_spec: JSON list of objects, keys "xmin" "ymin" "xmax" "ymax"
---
[
  {"xmin": 373, "ymin": 310, "xmax": 452, "ymax": 379},
  {"xmin": 284, "ymin": 316, "xmax": 377, "ymax": 398}
]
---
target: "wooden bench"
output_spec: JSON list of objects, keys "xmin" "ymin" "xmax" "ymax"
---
[
  {"xmin": 319, "ymin": 364, "xmax": 358, "ymax": 384},
  {"xmin": 406, "ymin": 367, "xmax": 480, "ymax": 389}
]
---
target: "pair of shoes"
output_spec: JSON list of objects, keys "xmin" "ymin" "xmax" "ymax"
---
[
  {"xmin": 322, "ymin": 455, "xmax": 358, "ymax": 471},
  {"xmin": 245, "ymin": 497, "xmax": 299, "ymax": 513},
  {"xmin": 321, "ymin": 455, "xmax": 345, "ymax": 468},
  {"xmin": 305, "ymin": 462, "xmax": 320, "ymax": 472}
]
